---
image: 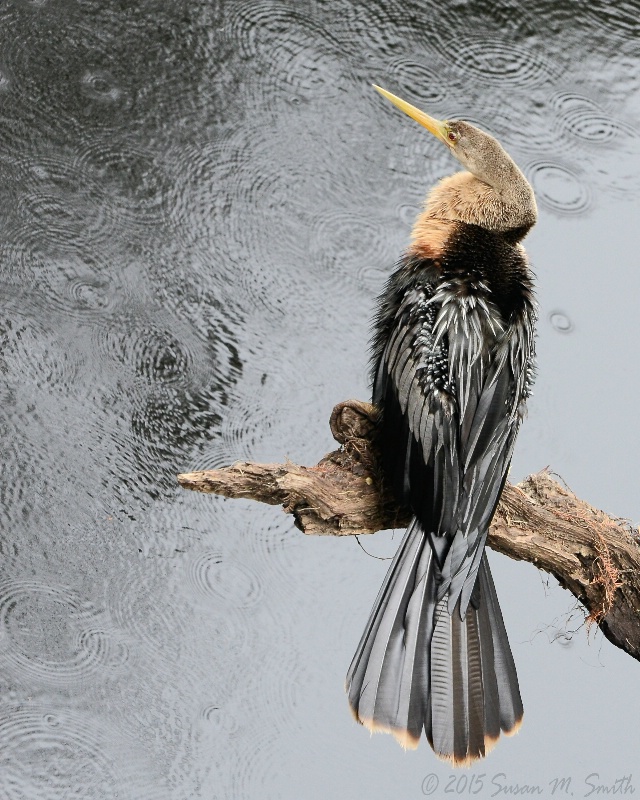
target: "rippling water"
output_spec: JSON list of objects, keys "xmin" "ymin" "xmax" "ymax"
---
[{"xmin": 1, "ymin": 0, "xmax": 639, "ymax": 797}]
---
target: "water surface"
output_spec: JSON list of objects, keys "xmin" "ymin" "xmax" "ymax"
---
[{"xmin": 1, "ymin": 1, "xmax": 639, "ymax": 797}]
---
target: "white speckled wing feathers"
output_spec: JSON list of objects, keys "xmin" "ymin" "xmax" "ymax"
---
[{"xmin": 347, "ymin": 263, "xmax": 532, "ymax": 764}]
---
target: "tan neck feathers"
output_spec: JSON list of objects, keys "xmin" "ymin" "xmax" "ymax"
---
[
  {"xmin": 409, "ymin": 217, "xmax": 456, "ymax": 259},
  {"xmin": 418, "ymin": 171, "xmax": 536, "ymax": 233}
]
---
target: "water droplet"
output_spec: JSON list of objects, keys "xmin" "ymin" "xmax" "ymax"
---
[
  {"xmin": 549, "ymin": 311, "xmax": 574, "ymax": 333},
  {"xmin": 81, "ymin": 71, "xmax": 122, "ymax": 104}
]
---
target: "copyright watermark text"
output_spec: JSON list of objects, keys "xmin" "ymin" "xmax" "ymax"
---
[{"xmin": 421, "ymin": 772, "xmax": 635, "ymax": 797}]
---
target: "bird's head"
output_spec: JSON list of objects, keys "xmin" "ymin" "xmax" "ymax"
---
[{"xmin": 373, "ymin": 85, "xmax": 518, "ymax": 193}]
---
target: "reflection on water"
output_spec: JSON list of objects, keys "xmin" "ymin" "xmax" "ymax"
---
[{"xmin": 0, "ymin": 0, "xmax": 639, "ymax": 797}]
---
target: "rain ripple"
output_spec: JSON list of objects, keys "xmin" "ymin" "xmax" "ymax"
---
[
  {"xmin": 0, "ymin": 581, "xmax": 129, "ymax": 687},
  {"xmin": 225, "ymin": 1, "xmax": 343, "ymax": 99},
  {"xmin": 226, "ymin": 650, "xmax": 304, "ymax": 795},
  {"xmin": 218, "ymin": 395, "xmax": 275, "ymax": 461},
  {"xmin": 526, "ymin": 160, "xmax": 592, "ymax": 216},
  {"xmin": 487, "ymin": 107, "xmax": 570, "ymax": 159},
  {"xmin": 0, "ymin": 706, "xmax": 120, "ymax": 800},
  {"xmin": 386, "ymin": 56, "xmax": 446, "ymax": 105},
  {"xmin": 95, "ymin": 321, "xmax": 197, "ymax": 387},
  {"xmin": 65, "ymin": 272, "xmax": 119, "ymax": 314},
  {"xmin": 0, "ymin": 316, "xmax": 82, "ymax": 395},
  {"xmin": 108, "ymin": 569, "xmax": 195, "ymax": 662},
  {"xmin": 244, "ymin": 646, "xmax": 302, "ymax": 735},
  {"xmin": 446, "ymin": 33, "xmax": 556, "ymax": 88},
  {"xmin": 80, "ymin": 70, "xmax": 123, "ymax": 104},
  {"xmin": 200, "ymin": 703, "xmax": 238, "ymax": 736},
  {"xmin": 332, "ymin": 1, "xmax": 415, "ymax": 61},
  {"xmin": 586, "ymin": 2, "xmax": 640, "ymax": 37},
  {"xmin": 0, "ymin": 443, "xmax": 40, "ymax": 534},
  {"xmin": 169, "ymin": 134, "xmax": 311, "ymax": 322},
  {"xmin": 74, "ymin": 139, "xmax": 171, "ymax": 233},
  {"xmin": 552, "ymin": 91, "xmax": 638, "ymax": 145},
  {"xmin": 11, "ymin": 153, "xmax": 118, "ymax": 255},
  {"xmin": 309, "ymin": 208, "xmax": 396, "ymax": 294},
  {"xmin": 15, "ymin": 251, "xmax": 126, "ymax": 322},
  {"xmin": 188, "ymin": 552, "xmax": 262, "ymax": 609}
]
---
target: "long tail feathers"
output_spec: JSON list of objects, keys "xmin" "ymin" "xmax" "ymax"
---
[
  {"xmin": 346, "ymin": 519, "xmax": 435, "ymax": 748},
  {"xmin": 347, "ymin": 521, "xmax": 522, "ymax": 766}
]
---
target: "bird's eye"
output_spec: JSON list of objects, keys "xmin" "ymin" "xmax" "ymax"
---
[{"xmin": 448, "ymin": 131, "xmax": 457, "ymax": 142}]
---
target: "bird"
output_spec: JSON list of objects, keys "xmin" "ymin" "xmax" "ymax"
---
[{"xmin": 346, "ymin": 85, "xmax": 538, "ymax": 767}]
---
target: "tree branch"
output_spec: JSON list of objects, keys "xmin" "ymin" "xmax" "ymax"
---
[{"xmin": 177, "ymin": 400, "xmax": 640, "ymax": 663}]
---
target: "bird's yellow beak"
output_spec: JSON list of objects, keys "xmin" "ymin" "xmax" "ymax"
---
[{"xmin": 372, "ymin": 84, "xmax": 450, "ymax": 146}]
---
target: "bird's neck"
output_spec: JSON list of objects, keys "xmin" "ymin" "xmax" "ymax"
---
[{"xmin": 415, "ymin": 169, "xmax": 537, "ymax": 238}]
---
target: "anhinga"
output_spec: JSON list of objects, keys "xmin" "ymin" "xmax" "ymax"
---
[{"xmin": 346, "ymin": 86, "xmax": 537, "ymax": 766}]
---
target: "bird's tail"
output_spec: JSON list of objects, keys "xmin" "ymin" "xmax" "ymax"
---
[{"xmin": 346, "ymin": 518, "xmax": 523, "ymax": 766}]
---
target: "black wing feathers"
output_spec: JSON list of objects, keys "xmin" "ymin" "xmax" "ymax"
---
[
  {"xmin": 347, "ymin": 237, "xmax": 533, "ymax": 762},
  {"xmin": 373, "ymin": 248, "xmax": 530, "ymax": 612}
]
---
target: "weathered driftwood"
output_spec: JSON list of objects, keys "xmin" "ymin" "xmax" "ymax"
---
[{"xmin": 178, "ymin": 400, "xmax": 640, "ymax": 663}]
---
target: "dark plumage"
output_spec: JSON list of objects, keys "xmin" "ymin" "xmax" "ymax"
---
[{"xmin": 346, "ymin": 87, "xmax": 537, "ymax": 765}]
